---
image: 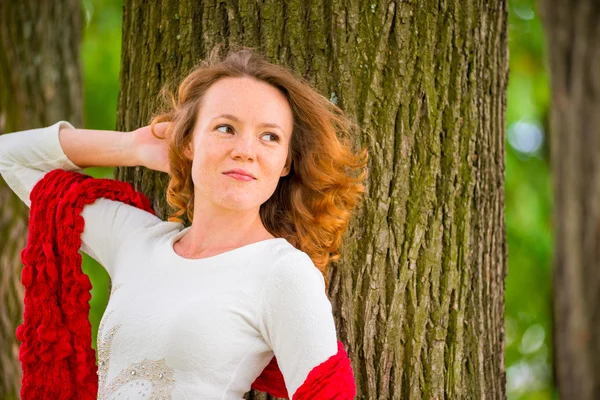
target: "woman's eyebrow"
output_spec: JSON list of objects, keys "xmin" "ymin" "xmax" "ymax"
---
[{"xmin": 212, "ymin": 113, "xmax": 284, "ymax": 131}]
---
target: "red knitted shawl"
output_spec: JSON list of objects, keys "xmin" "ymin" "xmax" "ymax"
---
[{"xmin": 16, "ymin": 169, "xmax": 356, "ymax": 399}]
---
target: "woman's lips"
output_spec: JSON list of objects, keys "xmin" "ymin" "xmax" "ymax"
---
[{"xmin": 224, "ymin": 172, "xmax": 254, "ymax": 181}]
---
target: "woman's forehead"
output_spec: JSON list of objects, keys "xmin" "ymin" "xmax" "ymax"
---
[{"xmin": 199, "ymin": 77, "xmax": 293, "ymax": 131}]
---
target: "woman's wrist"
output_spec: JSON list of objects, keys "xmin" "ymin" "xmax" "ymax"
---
[{"xmin": 120, "ymin": 130, "xmax": 141, "ymax": 167}]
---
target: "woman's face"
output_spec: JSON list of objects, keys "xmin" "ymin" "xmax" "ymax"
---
[{"xmin": 185, "ymin": 76, "xmax": 294, "ymax": 212}]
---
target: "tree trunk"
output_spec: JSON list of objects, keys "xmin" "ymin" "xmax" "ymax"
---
[
  {"xmin": 0, "ymin": 2, "xmax": 83, "ymax": 398},
  {"xmin": 538, "ymin": 1, "xmax": 600, "ymax": 399},
  {"xmin": 115, "ymin": 1, "xmax": 508, "ymax": 398}
]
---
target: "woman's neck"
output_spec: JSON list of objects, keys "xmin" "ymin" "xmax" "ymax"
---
[{"xmin": 173, "ymin": 209, "xmax": 274, "ymax": 259}]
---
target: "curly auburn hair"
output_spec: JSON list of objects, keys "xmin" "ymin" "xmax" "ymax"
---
[{"xmin": 150, "ymin": 44, "xmax": 368, "ymax": 283}]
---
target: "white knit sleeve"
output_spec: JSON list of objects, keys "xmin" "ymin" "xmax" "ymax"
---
[
  {"xmin": 0, "ymin": 122, "xmax": 161, "ymax": 276},
  {"xmin": 257, "ymin": 251, "xmax": 339, "ymax": 398},
  {"xmin": 0, "ymin": 121, "xmax": 84, "ymax": 206}
]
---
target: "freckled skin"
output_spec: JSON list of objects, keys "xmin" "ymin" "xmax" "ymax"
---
[{"xmin": 185, "ymin": 76, "xmax": 294, "ymax": 214}]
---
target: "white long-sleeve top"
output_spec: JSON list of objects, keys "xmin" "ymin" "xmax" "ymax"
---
[{"xmin": 0, "ymin": 122, "xmax": 339, "ymax": 400}]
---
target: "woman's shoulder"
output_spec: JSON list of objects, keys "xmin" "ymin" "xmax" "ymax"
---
[
  {"xmin": 86, "ymin": 198, "xmax": 183, "ymax": 244},
  {"xmin": 83, "ymin": 197, "xmax": 169, "ymax": 232},
  {"xmin": 258, "ymin": 244, "xmax": 330, "ymax": 322},
  {"xmin": 265, "ymin": 245, "xmax": 324, "ymax": 289}
]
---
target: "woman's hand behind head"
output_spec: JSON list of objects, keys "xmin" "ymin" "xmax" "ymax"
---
[{"xmin": 132, "ymin": 122, "xmax": 171, "ymax": 174}]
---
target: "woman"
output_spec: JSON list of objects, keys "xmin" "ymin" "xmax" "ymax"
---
[{"xmin": 0, "ymin": 46, "xmax": 368, "ymax": 399}]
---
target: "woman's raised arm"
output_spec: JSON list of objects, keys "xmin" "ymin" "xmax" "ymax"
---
[
  {"xmin": 60, "ymin": 122, "xmax": 172, "ymax": 174},
  {"xmin": 0, "ymin": 121, "xmax": 172, "ymax": 276},
  {"xmin": 57, "ymin": 124, "xmax": 137, "ymax": 169}
]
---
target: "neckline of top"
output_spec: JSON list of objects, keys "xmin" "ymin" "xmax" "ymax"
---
[{"xmin": 166, "ymin": 226, "xmax": 288, "ymax": 265}]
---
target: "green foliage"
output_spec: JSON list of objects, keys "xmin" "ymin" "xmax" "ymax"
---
[
  {"xmin": 505, "ymin": 0, "xmax": 556, "ymax": 398},
  {"xmin": 81, "ymin": 0, "xmax": 123, "ymax": 130}
]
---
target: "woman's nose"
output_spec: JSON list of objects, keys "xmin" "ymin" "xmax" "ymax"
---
[{"xmin": 231, "ymin": 133, "xmax": 256, "ymax": 160}]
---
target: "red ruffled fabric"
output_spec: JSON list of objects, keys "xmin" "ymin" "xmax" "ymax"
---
[
  {"xmin": 251, "ymin": 341, "xmax": 356, "ymax": 399},
  {"xmin": 18, "ymin": 169, "xmax": 356, "ymax": 399}
]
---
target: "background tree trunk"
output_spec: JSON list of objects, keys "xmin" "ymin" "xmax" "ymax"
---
[
  {"xmin": 538, "ymin": 1, "xmax": 600, "ymax": 399},
  {"xmin": 0, "ymin": 2, "xmax": 83, "ymax": 399},
  {"xmin": 115, "ymin": 1, "xmax": 508, "ymax": 398}
]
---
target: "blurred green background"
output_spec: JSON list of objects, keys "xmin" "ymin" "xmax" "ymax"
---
[
  {"xmin": 79, "ymin": 0, "xmax": 555, "ymax": 398},
  {"xmin": 79, "ymin": 0, "xmax": 121, "ymax": 355}
]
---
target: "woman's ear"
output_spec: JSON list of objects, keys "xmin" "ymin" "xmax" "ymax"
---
[
  {"xmin": 281, "ymin": 159, "xmax": 292, "ymax": 177},
  {"xmin": 184, "ymin": 142, "xmax": 193, "ymax": 161}
]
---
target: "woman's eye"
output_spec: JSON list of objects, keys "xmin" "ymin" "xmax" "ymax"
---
[
  {"xmin": 263, "ymin": 133, "xmax": 280, "ymax": 142},
  {"xmin": 216, "ymin": 125, "xmax": 233, "ymax": 134}
]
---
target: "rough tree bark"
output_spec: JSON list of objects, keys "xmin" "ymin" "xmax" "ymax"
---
[
  {"xmin": 115, "ymin": 1, "xmax": 508, "ymax": 398},
  {"xmin": 0, "ymin": 2, "xmax": 83, "ymax": 399},
  {"xmin": 538, "ymin": 1, "xmax": 600, "ymax": 399}
]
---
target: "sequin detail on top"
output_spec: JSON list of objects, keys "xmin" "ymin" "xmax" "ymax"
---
[
  {"xmin": 97, "ymin": 284, "xmax": 176, "ymax": 399},
  {"xmin": 101, "ymin": 358, "xmax": 176, "ymax": 399}
]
